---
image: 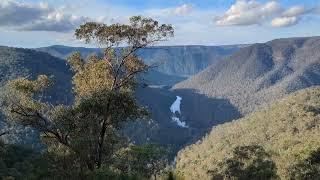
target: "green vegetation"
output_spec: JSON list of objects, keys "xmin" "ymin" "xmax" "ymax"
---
[
  {"xmin": 208, "ymin": 145, "xmax": 278, "ymax": 180},
  {"xmin": 175, "ymin": 87, "xmax": 320, "ymax": 179},
  {"xmin": 0, "ymin": 46, "xmax": 72, "ymax": 101},
  {"xmin": 0, "ymin": 16, "xmax": 175, "ymax": 179},
  {"xmin": 0, "ymin": 141, "xmax": 50, "ymax": 179},
  {"xmin": 0, "ymin": 141, "xmax": 162, "ymax": 179},
  {"xmin": 0, "ymin": 46, "xmax": 72, "ymax": 146},
  {"xmin": 0, "ymin": 140, "xmax": 180, "ymax": 179},
  {"xmin": 289, "ymin": 148, "xmax": 320, "ymax": 179},
  {"xmin": 115, "ymin": 144, "xmax": 168, "ymax": 179},
  {"xmin": 174, "ymin": 37, "xmax": 320, "ymax": 115},
  {"xmin": 1, "ymin": 15, "xmax": 320, "ymax": 180}
]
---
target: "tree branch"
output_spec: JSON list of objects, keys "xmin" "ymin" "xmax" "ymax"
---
[
  {"xmin": 111, "ymin": 38, "xmax": 163, "ymax": 90},
  {"xmin": 10, "ymin": 102, "xmax": 70, "ymax": 147},
  {"xmin": 0, "ymin": 131, "xmax": 8, "ymax": 137}
]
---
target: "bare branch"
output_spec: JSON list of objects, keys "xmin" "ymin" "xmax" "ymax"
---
[
  {"xmin": 0, "ymin": 131, "xmax": 8, "ymax": 137},
  {"xmin": 114, "ymin": 68, "xmax": 149, "ymax": 90}
]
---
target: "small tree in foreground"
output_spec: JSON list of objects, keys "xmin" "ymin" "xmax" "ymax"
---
[{"xmin": 0, "ymin": 16, "xmax": 174, "ymax": 174}]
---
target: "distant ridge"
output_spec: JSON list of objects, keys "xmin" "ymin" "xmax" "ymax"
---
[
  {"xmin": 174, "ymin": 36, "xmax": 320, "ymax": 114},
  {"xmin": 36, "ymin": 45, "xmax": 242, "ymax": 77},
  {"xmin": 0, "ymin": 46, "xmax": 72, "ymax": 101}
]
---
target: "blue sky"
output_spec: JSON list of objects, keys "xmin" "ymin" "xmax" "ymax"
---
[{"xmin": 0, "ymin": 0, "xmax": 319, "ymax": 48}]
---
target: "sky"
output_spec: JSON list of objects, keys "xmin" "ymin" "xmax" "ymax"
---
[{"xmin": 0, "ymin": 0, "xmax": 319, "ymax": 48}]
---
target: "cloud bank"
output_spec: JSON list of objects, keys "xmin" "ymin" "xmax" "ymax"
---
[
  {"xmin": 1, "ymin": 0, "xmax": 319, "ymax": 47},
  {"xmin": 215, "ymin": 0, "xmax": 319, "ymax": 28},
  {"xmin": 215, "ymin": 0, "xmax": 281, "ymax": 26},
  {"xmin": 0, "ymin": 0, "xmax": 89, "ymax": 32}
]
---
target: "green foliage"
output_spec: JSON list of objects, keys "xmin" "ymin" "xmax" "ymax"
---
[
  {"xmin": 175, "ymin": 87, "xmax": 320, "ymax": 180},
  {"xmin": 0, "ymin": 15, "xmax": 173, "ymax": 178},
  {"xmin": 209, "ymin": 145, "xmax": 278, "ymax": 180},
  {"xmin": 115, "ymin": 144, "xmax": 168, "ymax": 179},
  {"xmin": 9, "ymin": 75, "xmax": 53, "ymax": 95},
  {"xmin": 0, "ymin": 142, "xmax": 51, "ymax": 179},
  {"xmin": 289, "ymin": 148, "xmax": 320, "ymax": 180},
  {"xmin": 164, "ymin": 171, "xmax": 185, "ymax": 180},
  {"xmin": 75, "ymin": 16, "xmax": 173, "ymax": 46},
  {"xmin": 0, "ymin": 142, "xmax": 152, "ymax": 180},
  {"xmin": 0, "ymin": 46, "xmax": 72, "ymax": 104},
  {"xmin": 0, "ymin": 46, "xmax": 72, "ymax": 145},
  {"xmin": 167, "ymin": 171, "xmax": 175, "ymax": 180},
  {"xmin": 85, "ymin": 167, "xmax": 144, "ymax": 180}
]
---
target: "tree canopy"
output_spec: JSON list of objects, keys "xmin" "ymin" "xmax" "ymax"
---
[
  {"xmin": 175, "ymin": 87, "xmax": 320, "ymax": 179},
  {"xmin": 289, "ymin": 148, "xmax": 320, "ymax": 179},
  {"xmin": 0, "ymin": 15, "xmax": 174, "ymax": 178},
  {"xmin": 208, "ymin": 145, "xmax": 278, "ymax": 180}
]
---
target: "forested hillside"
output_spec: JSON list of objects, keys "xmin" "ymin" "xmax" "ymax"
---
[
  {"xmin": 137, "ymin": 45, "xmax": 242, "ymax": 76},
  {"xmin": 0, "ymin": 46, "xmax": 239, "ymax": 157},
  {"xmin": 175, "ymin": 87, "xmax": 320, "ymax": 179},
  {"xmin": 174, "ymin": 37, "xmax": 320, "ymax": 114},
  {"xmin": 1, "ymin": 0, "xmax": 320, "ymax": 177},
  {"xmin": 2, "ymin": 37, "xmax": 320, "ymax": 179},
  {"xmin": 0, "ymin": 46, "xmax": 72, "ymax": 99},
  {"xmin": 35, "ymin": 45, "xmax": 245, "ymax": 152},
  {"xmin": 37, "ymin": 45, "xmax": 242, "ymax": 77}
]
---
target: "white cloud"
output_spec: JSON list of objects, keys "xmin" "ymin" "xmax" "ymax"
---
[
  {"xmin": 171, "ymin": 4, "xmax": 194, "ymax": 16},
  {"xmin": 147, "ymin": 4, "xmax": 194, "ymax": 17},
  {"xmin": 19, "ymin": 12, "xmax": 90, "ymax": 32},
  {"xmin": 215, "ymin": 0, "xmax": 281, "ymax": 26},
  {"xmin": 0, "ymin": 0, "xmax": 50, "ymax": 26},
  {"xmin": 0, "ymin": 0, "xmax": 89, "ymax": 32},
  {"xmin": 216, "ymin": 0, "xmax": 320, "ymax": 28},
  {"xmin": 282, "ymin": 6, "xmax": 307, "ymax": 17},
  {"xmin": 271, "ymin": 5, "xmax": 315, "ymax": 28},
  {"xmin": 271, "ymin": 16, "xmax": 298, "ymax": 27}
]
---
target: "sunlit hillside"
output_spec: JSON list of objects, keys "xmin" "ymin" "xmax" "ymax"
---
[{"xmin": 176, "ymin": 87, "xmax": 320, "ymax": 179}]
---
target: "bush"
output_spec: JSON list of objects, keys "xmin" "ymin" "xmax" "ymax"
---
[{"xmin": 289, "ymin": 148, "xmax": 320, "ymax": 180}]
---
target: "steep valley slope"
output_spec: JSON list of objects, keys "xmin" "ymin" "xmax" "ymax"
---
[
  {"xmin": 175, "ymin": 87, "xmax": 320, "ymax": 180},
  {"xmin": 0, "ymin": 46, "xmax": 240, "ymax": 154},
  {"xmin": 174, "ymin": 36, "xmax": 320, "ymax": 114},
  {"xmin": 3, "ymin": 37, "xmax": 320, "ymax": 157}
]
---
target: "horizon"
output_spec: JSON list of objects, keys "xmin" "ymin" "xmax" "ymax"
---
[
  {"xmin": 0, "ymin": 0, "xmax": 319, "ymax": 48},
  {"xmin": 1, "ymin": 35, "xmax": 320, "ymax": 49}
]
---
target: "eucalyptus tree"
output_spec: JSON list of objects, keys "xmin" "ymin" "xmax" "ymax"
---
[{"xmin": 1, "ymin": 16, "xmax": 174, "ymax": 173}]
